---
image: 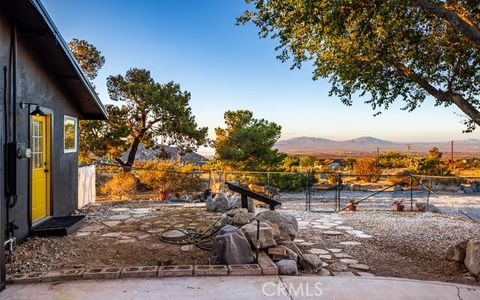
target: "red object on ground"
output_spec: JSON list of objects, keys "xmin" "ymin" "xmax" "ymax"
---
[{"xmin": 393, "ymin": 201, "xmax": 404, "ymax": 211}]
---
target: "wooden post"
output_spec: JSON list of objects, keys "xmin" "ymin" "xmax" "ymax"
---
[{"xmin": 241, "ymin": 194, "xmax": 248, "ymax": 209}]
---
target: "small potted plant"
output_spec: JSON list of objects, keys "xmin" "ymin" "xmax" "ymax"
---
[
  {"xmin": 347, "ymin": 200, "xmax": 357, "ymax": 211},
  {"xmin": 393, "ymin": 200, "xmax": 405, "ymax": 212}
]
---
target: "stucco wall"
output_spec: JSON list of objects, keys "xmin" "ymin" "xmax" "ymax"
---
[{"xmin": 0, "ymin": 13, "xmax": 81, "ymax": 241}]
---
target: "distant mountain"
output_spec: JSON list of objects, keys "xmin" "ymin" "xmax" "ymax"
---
[
  {"xmin": 345, "ymin": 136, "xmax": 393, "ymax": 145},
  {"xmin": 277, "ymin": 136, "xmax": 335, "ymax": 146},
  {"xmin": 275, "ymin": 136, "xmax": 480, "ymax": 156},
  {"xmin": 119, "ymin": 144, "xmax": 209, "ymax": 165}
]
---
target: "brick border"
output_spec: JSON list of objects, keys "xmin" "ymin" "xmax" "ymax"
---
[
  {"xmin": 158, "ymin": 265, "xmax": 193, "ymax": 277},
  {"xmin": 6, "ymin": 263, "xmax": 276, "ymax": 284}
]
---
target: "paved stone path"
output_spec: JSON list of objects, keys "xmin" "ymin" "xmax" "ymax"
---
[
  {"xmin": 294, "ymin": 213, "xmax": 373, "ymax": 275},
  {"xmin": 2, "ymin": 276, "xmax": 478, "ymax": 299}
]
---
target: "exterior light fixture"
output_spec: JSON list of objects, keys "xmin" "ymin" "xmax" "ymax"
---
[
  {"xmin": 30, "ymin": 105, "xmax": 45, "ymax": 116},
  {"xmin": 20, "ymin": 101, "xmax": 45, "ymax": 116}
]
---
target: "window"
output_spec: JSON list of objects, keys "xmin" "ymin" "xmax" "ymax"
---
[
  {"xmin": 32, "ymin": 119, "xmax": 44, "ymax": 168},
  {"xmin": 64, "ymin": 116, "xmax": 77, "ymax": 153}
]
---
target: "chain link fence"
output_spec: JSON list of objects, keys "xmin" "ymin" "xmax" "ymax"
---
[{"xmin": 94, "ymin": 164, "xmax": 480, "ymax": 221}]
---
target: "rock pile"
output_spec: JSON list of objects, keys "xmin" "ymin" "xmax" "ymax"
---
[
  {"xmin": 447, "ymin": 239, "xmax": 480, "ymax": 276},
  {"xmin": 210, "ymin": 225, "xmax": 254, "ymax": 265},
  {"xmin": 209, "ymin": 209, "xmax": 312, "ymax": 275},
  {"xmin": 206, "ymin": 193, "xmax": 256, "ymax": 213}
]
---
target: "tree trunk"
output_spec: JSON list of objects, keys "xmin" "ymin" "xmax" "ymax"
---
[
  {"xmin": 126, "ymin": 136, "xmax": 141, "ymax": 167},
  {"xmin": 176, "ymin": 147, "xmax": 183, "ymax": 165},
  {"xmin": 411, "ymin": 0, "xmax": 480, "ymax": 48}
]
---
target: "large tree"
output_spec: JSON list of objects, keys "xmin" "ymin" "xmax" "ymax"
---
[
  {"xmin": 68, "ymin": 39, "xmax": 106, "ymax": 163},
  {"xmin": 214, "ymin": 110, "xmax": 284, "ymax": 170},
  {"xmin": 104, "ymin": 68, "xmax": 208, "ymax": 167},
  {"xmin": 238, "ymin": 0, "xmax": 480, "ymax": 131}
]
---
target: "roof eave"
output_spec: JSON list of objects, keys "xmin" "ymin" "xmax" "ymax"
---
[{"xmin": 29, "ymin": 0, "xmax": 108, "ymax": 120}]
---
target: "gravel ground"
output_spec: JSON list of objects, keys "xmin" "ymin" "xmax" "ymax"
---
[
  {"xmin": 6, "ymin": 195, "xmax": 480, "ymax": 286},
  {"xmin": 281, "ymin": 207, "xmax": 480, "ymax": 286},
  {"xmin": 279, "ymin": 190, "xmax": 480, "ymax": 221}
]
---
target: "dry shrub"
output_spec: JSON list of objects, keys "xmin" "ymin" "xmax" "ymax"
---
[
  {"xmin": 388, "ymin": 169, "xmax": 415, "ymax": 186},
  {"xmin": 353, "ymin": 158, "xmax": 381, "ymax": 182},
  {"xmin": 136, "ymin": 161, "xmax": 205, "ymax": 199},
  {"xmin": 100, "ymin": 172, "xmax": 137, "ymax": 200}
]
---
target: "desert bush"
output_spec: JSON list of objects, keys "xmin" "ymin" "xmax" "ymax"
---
[
  {"xmin": 251, "ymin": 172, "xmax": 316, "ymax": 191},
  {"xmin": 378, "ymin": 151, "xmax": 408, "ymax": 168},
  {"xmin": 136, "ymin": 161, "xmax": 205, "ymax": 199},
  {"xmin": 353, "ymin": 158, "xmax": 381, "ymax": 182},
  {"xmin": 100, "ymin": 172, "xmax": 137, "ymax": 200},
  {"xmin": 316, "ymin": 165, "xmax": 338, "ymax": 184},
  {"xmin": 225, "ymin": 171, "xmax": 316, "ymax": 192},
  {"xmin": 388, "ymin": 169, "xmax": 416, "ymax": 186}
]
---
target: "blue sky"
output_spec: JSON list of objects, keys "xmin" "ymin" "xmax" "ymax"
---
[{"xmin": 43, "ymin": 0, "xmax": 478, "ymax": 145}]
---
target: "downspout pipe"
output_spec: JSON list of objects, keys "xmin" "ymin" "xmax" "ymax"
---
[{"xmin": 4, "ymin": 19, "xmax": 18, "ymax": 255}]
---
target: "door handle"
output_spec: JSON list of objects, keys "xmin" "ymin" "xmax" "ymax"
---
[{"xmin": 44, "ymin": 169, "xmax": 49, "ymax": 173}]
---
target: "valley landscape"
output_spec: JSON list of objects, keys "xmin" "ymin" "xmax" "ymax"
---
[{"xmin": 276, "ymin": 136, "xmax": 480, "ymax": 158}]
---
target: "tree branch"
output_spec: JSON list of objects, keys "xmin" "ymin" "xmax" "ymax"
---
[
  {"xmin": 394, "ymin": 62, "xmax": 480, "ymax": 125},
  {"xmin": 411, "ymin": 0, "xmax": 480, "ymax": 48}
]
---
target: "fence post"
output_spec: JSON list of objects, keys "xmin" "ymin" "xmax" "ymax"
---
[
  {"xmin": 410, "ymin": 175, "xmax": 413, "ymax": 211},
  {"xmin": 208, "ymin": 171, "xmax": 212, "ymax": 191},
  {"xmin": 223, "ymin": 171, "xmax": 227, "ymax": 192},
  {"xmin": 336, "ymin": 174, "xmax": 342, "ymax": 211},
  {"xmin": 305, "ymin": 172, "xmax": 309, "ymax": 211}
]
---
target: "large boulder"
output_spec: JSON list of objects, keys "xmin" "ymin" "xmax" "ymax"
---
[
  {"xmin": 446, "ymin": 241, "xmax": 468, "ymax": 262},
  {"xmin": 226, "ymin": 208, "xmax": 248, "ymax": 217},
  {"xmin": 275, "ymin": 259, "xmax": 298, "ymax": 275},
  {"xmin": 228, "ymin": 195, "xmax": 241, "ymax": 209},
  {"xmin": 255, "ymin": 211, "xmax": 298, "ymax": 242},
  {"xmin": 230, "ymin": 195, "xmax": 258, "ymax": 212},
  {"xmin": 232, "ymin": 212, "xmax": 254, "ymax": 226},
  {"xmin": 299, "ymin": 254, "xmax": 322, "ymax": 273},
  {"xmin": 241, "ymin": 222, "xmax": 276, "ymax": 249},
  {"xmin": 210, "ymin": 225, "xmax": 254, "ymax": 265},
  {"xmin": 214, "ymin": 193, "xmax": 230, "ymax": 212},
  {"xmin": 465, "ymin": 239, "xmax": 480, "ymax": 276},
  {"xmin": 247, "ymin": 198, "xmax": 256, "ymax": 213},
  {"xmin": 416, "ymin": 202, "xmax": 441, "ymax": 213},
  {"xmin": 230, "ymin": 196, "xmax": 256, "ymax": 213},
  {"xmin": 206, "ymin": 196, "xmax": 215, "ymax": 211},
  {"xmin": 220, "ymin": 213, "xmax": 232, "ymax": 226}
]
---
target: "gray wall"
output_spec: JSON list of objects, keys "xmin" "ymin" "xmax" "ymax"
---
[{"xmin": 0, "ymin": 11, "xmax": 80, "ymax": 241}]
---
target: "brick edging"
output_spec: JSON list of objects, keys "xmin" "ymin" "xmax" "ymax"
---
[{"xmin": 6, "ymin": 263, "xmax": 272, "ymax": 284}]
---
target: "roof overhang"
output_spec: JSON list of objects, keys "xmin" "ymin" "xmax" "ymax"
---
[{"xmin": 3, "ymin": 0, "xmax": 108, "ymax": 120}]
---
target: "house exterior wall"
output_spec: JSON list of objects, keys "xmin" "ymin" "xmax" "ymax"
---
[{"xmin": 0, "ymin": 13, "xmax": 81, "ymax": 242}]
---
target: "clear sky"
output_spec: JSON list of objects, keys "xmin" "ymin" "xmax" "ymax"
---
[{"xmin": 43, "ymin": 0, "xmax": 479, "ymax": 144}]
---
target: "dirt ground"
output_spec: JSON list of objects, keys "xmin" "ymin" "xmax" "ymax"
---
[
  {"xmin": 6, "ymin": 199, "xmax": 480, "ymax": 288},
  {"xmin": 7, "ymin": 202, "xmax": 220, "ymax": 274}
]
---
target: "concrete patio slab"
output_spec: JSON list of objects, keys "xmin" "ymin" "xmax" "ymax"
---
[{"xmin": 1, "ymin": 276, "xmax": 478, "ymax": 300}]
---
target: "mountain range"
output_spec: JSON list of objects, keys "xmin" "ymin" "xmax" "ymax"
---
[
  {"xmin": 119, "ymin": 144, "xmax": 209, "ymax": 165},
  {"xmin": 275, "ymin": 136, "xmax": 480, "ymax": 156}
]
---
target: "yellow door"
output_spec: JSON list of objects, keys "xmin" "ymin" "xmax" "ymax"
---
[{"xmin": 31, "ymin": 115, "xmax": 50, "ymax": 222}]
